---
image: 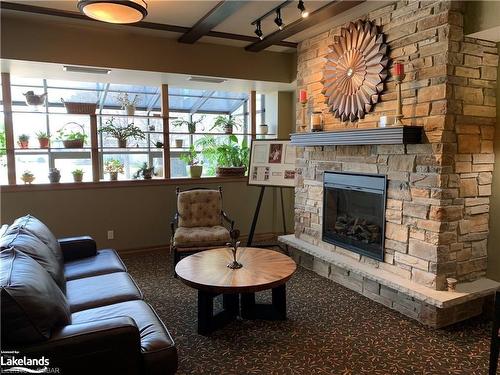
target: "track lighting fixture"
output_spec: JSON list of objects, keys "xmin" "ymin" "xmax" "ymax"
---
[
  {"xmin": 298, "ymin": 0, "xmax": 308, "ymax": 18},
  {"xmin": 255, "ymin": 20, "xmax": 263, "ymax": 40},
  {"xmin": 274, "ymin": 8, "xmax": 284, "ymax": 30}
]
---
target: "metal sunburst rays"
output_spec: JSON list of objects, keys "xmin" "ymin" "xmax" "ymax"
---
[{"xmin": 322, "ymin": 20, "xmax": 389, "ymax": 123}]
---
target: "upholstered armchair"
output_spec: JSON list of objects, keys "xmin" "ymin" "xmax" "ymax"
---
[{"xmin": 171, "ymin": 187, "xmax": 234, "ymax": 271}]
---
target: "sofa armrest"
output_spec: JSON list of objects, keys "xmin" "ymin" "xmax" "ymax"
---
[
  {"xmin": 17, "ymin": 317, "xmax": 142, "ymax": 375},
  {"xmin": 58, "ymin": 236, "xmax": 97, "ymax": 262}
]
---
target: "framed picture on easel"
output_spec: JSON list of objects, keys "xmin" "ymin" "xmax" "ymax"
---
[{"xmin": 247, "ymin": 139, "xmax": 296, "ymax": 188}]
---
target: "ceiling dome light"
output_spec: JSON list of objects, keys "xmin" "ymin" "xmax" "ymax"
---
[
  {"xmin": 274, "ymin": 8, "xmax": 284, "ymax": 30},
  {"xmin": 298, "ymin": 0, "xmax": 309, "ymax": 18},
  {"xmin": 78, "ymin": 0, "xmax": 148, "ymax": 24},
  {"xmin": 255, "ymin": 20, "xmax": 263, "ymax": 40}
]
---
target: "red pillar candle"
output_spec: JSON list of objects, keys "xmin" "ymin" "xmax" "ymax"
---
[
  {"xmin": 299, "ymin": 89, "xmax": 308, "ymax": 103},
  {"xmin": 392, "ymin": 62, "xmax": 404, "ymax": 76}
]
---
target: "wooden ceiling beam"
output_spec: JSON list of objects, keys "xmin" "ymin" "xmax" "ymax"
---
[
  {"xmin": 245, "ymin": 0, "xmax": 365, "ymax": 52},
  {"xmin": 179, "ymin": 1, "xmax": 247, "ymax": 44},
  {"xmin": 0, "ymin": 2, "xmax": 297, "ymax": 49}
]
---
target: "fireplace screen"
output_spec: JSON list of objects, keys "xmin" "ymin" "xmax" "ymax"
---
[{"xmin": 323, "ymin": 172, "xmax": 386, "ymax": 261}]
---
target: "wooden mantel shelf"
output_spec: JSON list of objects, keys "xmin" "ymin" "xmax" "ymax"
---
[{"xmin": 290, "ymin": 126, "xmax": 423, "ymax": 146}]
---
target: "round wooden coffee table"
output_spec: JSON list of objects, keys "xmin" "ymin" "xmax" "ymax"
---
[{"xmin": 175, "ymin": 247, "xmax": 296, "ymax": 335}]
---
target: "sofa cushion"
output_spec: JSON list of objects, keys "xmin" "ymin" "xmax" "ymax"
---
[
  {"xmin": 178, "ymin": 189, "xmax": 222, "ymax": 228},
  {"xmin": 72, "ymin": 300, "xmax": 177, "ymax": 374},
  {"xmin": 6, "ymin": 215, "xmax": 64, "ymax": 267},
  {"xmin": 66, "ymin": 272, "xmax": 143, "ymax": 313},
  {"xmin": 0, "ymin": 232, "xmax": 66, "ymax": 291},
  {"xmin": 1, "ymin": 249, "xmax": 71, "ymax": 344},
  {"xmin": 64, "ymin": 249, "xmax": 126, "ymax": 281},
  {"xmin": 173, "ymin": 225, "xmax": 230, "ymax": 248}
]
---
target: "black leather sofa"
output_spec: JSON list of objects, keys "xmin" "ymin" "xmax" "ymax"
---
[{"xmin": 1, "ymin": 215, "xmax": 178, "ymax": 374}]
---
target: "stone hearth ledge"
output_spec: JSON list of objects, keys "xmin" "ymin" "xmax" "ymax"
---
[{"xmin": 279, "ymin": 234, "xmax": 499, "ymax": 309}]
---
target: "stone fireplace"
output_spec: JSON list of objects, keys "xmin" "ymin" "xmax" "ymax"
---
[{"xmin": 279, "ymin": 0, "xmax": 500, "ymax": 328}]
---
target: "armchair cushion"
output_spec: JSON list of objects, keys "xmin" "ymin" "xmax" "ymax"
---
[
  {"xmin": 1, "ymin": 249, "xmax": 71, "ymax": 345},
  {"xmin": 178, "ymin": 189, "xmax": 222, "ymax": 228},
  {"xmin": 6, "ymin": 215, "xmax": 64, "ymax": 267},
  {"xmin": 64, "ymin": 249, "xmax": 126, "ymax": 281},
  {"xmin": 173, "ymin": 225, "xmax": 230, "ymax": 248}
]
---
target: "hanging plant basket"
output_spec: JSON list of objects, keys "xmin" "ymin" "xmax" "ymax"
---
[
  {"xmin": 216, "ymin": 166, "xmax": 246, "ymax": 177},
  {"xmin": 63, "ymin": 139, "xmax": 84, "ymax": 148}
]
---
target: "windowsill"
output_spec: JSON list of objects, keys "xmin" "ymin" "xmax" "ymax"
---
[{"xmin": 1, "ymin": 176, "xmax": 249, "ymax": 193}]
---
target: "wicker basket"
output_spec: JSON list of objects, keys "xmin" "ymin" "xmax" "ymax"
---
[
  {"xmin": 61, "ymin": 99, "xmax": 97, "ymax": 115},
  {"xmin": 216, "ymin": 166, "xmax": 246, "ymax": 177}
]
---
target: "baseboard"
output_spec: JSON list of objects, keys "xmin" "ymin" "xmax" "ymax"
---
[{"xmin": 117, "ymin": 232, "xmax": 283, "ymax": 257}]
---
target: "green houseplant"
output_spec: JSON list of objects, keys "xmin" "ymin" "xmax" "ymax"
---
[
  {"xmin": 72, "ymin": 169, "xmax": 84, "ymax": 182},
  {"xmin": 21, "ymin": 170, "xmax": 35, "ymax": 184},
  {"xmin": 179, "ymin": 145, "xmax": 203, "ymax": 178},
  {"xmin": 133, "ymin": 163, "xmax": 155, "ymax": 180},
  {"xmin": 210, "ymin": 115, "xmax": 240, "ymax": 135},
  {"xmin": 57, "ymin": 123, "xmax": 87, "ymax": 148},
  {"xmin": 104, "ymin": 159, "xmax": 124, "ymax": 181},
  {"xmin": 99, "ymin": 117, "xmax": 145, "ymax": 148},
  {"xmin": 196, "ymin": 135, "xmax": 249, "ymax": 177},
  {"xmin": 18, "ymin": 134, "xmax": 30, "ymax": 149},
  {"xmin": 35, "ymin": 131, "xmax": 50, "ymax": 148},
  {"xmin": 172, "ymin": 115, "xmax": 205, "ymax": 134}
]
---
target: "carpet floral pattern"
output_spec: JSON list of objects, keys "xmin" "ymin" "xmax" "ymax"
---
[{"xmin": 123, "ymin": 250, "xmax": 492, "ymax": 375}]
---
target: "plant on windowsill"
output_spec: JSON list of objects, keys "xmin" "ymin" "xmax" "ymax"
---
[
  {"xmin": 117, "ymin": 93, "xmax": 140, "ymax": 116},
  {"xmin": 99, "ymin": 117, "xmax": 145, "ymax": 148},
  {"xmin": 35, "ymin": 131, "xmax": 50, "ymax": 149},
  {"xmin": 21, "ymin": 170, "xmax": 35, "ymax": 184},
  {"xmin": 72, "ymin": 169, "xmax": 84, "ymax": 183},
  {"xmin": 56, "ymin": 122, "xmax": 87, "ymax": 148},
  {"xmin": 133, "ymin": 163, "xmax": 155, "ymax": 180},
  {"xmin": 18, "ymin": 134, "xmax": 30, "ymax": 149},
  {"xmin": 179, "ymin": 144, "xmax": 203, "ymax": 178},
  {"xmin": 104, "ymin": 159, "xmax": 124, "ymax": 181},
  {"xmin": 210, "ymin": 115, "xmax": 241, "ymax": 135},
  {"xmin": 196, "ymin": 135, "xmax": 249, "ymax": 177},
  {"xmin": 172, "ymin": 115, "xmax": 205, "ymax": 134}
]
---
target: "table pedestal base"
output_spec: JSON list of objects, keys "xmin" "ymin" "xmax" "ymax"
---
[{"xmin": 241, "ymin": 284, "xmax": 287, "ymax": 320}]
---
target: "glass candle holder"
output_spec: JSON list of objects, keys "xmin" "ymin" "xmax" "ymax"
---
[{"xmin": 311, "ymin": 111, "xmax": 323, "ymax": 132}]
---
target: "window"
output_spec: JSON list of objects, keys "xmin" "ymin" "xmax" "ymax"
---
[{"xmin": 1, "ymin": 73, "xmax": 274, "ymax": 188}]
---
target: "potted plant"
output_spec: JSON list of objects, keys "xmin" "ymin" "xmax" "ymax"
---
[
  {"xmin": 133, "ymin": 163, "xmax": 155, "ymax": 180},
  {"xmin": 117, "ymin": 93, "xmax": 140, "ymax": 116},
  {"xmin": 99, "ymin": 117, "xmax": 145, "ymax": 148},
  {"xmin": 21, "ymin": 170, "xmax": 35, "ymax": 184},
  {"xmin": 210, "ymin": 115, "xmax": 240, "ymax": 135},
  {"xmin": 72, "ymin": 169, "xmax": 84, "ymax": 182},
  {"xmin": 175, "ymin": 139, "xmax": 184, "ymax": 148},
  {"xmin": 180, "ymin": 145, "xmax": 203, "ymax": 178},
  {"xmin": 104, "ymin": 159, "xmax": 124, "ymax": 181},
  {"xmin": 172, "ymin": 115, "xmax": 205, "ymax": 134},
  {"xmin": 18, "ymin": 134, "xmax": 30, "ymax": 149},
  {"xmin": 196, "ymin": 135, "xmax": 249, "ymax": 177},
  {"xmin": 48, "ymin": 168, "xmax": 61, "ymax": 183},
  {"xmin": 259, "ymin": 124, "xmax": 269, "ymax": 135},
  {"xmin": 36, "ymin": 131, "xmax": 50, "ymax": 148},
  {"xmin": 57, "ymin": 123, "xmax": 87, "ymax": 148}
]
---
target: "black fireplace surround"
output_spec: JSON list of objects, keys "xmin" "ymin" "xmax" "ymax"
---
[{"xmin": 323, "ymin": 171, "xmax": 387, "ymax": 261}]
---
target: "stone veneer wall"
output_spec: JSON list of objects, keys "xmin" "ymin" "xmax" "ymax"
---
[{"xmin": 295, "ymin": 0, "xmax": 498, "ymax": 291}]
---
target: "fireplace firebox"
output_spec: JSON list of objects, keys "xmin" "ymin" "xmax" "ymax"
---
[{"xmin": 323, "ymin": 171, "xmax": 387, "ymax": 261}]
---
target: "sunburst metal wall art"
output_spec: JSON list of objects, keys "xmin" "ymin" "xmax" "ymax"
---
[{"xmin": 322, "ymin": 20, "xmax": 389, "ymax": 122}]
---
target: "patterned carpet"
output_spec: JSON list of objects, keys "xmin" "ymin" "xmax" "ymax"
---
[{"xmin": 123, "ymin": 249, "xmax": 492, "ymax": 375}]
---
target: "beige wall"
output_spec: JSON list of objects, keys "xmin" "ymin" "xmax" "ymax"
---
[
  {"xmin": 0, "ymin": 14, "xmax": 296, "ymax": 83},
  {"xmin": 487, "ymin": 42, "xmax": 500, "ymax": 281},
  {"xmin": 464, "ymin": 1, "xmax": 500, "ymax": 35},
  {"xmin": 0, "ymin": 181, "xmax": 283, "ymax": 251}
]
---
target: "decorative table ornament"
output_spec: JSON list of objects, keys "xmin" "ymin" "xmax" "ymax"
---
[
  {"xmin": 299, "ymin": 89, "xmax": 308, "ymax": 131},
  {"xmin": 226, "ymin": 229, "xmax": 243, "ymax": 269},
  {"xmin": 311, "ymin": 111, "xmax": 323, "ymax": 132},
  {"xmin": 446, "ymin": 278, "xmax": 458, "ymax": 292},
  {"xmin": 392, "ymin": 61, "xmax": 406, "ymax": 126},
  {"xmin": 48, "ymin": 168, "xmax": 61, "ymax": 183},
  {"xmin": 322, "ymin": 20, "xmax": 388, "ymax": 122}
]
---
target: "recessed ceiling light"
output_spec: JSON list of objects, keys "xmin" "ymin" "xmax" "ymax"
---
[
  {"xmin": 78, "ymin": 0, "xmax": 148, "ymax": 24},
  {"xmin": 63, "ymin": 65, "xmax": 111, "ymax": 74}
]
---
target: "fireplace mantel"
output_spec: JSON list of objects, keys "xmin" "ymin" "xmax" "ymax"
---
[{"xmin": 290, "ymin": 126, "xmax": 422, "ymax": 146}]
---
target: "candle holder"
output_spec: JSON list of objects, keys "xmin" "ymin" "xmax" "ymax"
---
[
  {"xmin": 226, "ymin": 229, "xmax": 242, "ymax": 269},
  {"xmin": 392, "ymin": 61, "xmax": 405, "ymax": 126},
  {"xmin": 300, "ymin": 101, "xmax": 308, "ymax": 131}
]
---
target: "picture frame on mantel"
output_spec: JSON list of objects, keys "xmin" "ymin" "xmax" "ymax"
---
[{"xmin": 247, "ymin": 139, "xmax": 296, "ymax": 188}]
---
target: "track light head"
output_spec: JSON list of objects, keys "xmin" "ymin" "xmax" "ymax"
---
[
  {"xmin": 298, "ymin": 0, "xmax": 308, "ymax": 18},
  {"xmin": 274, "ymin": 8, "xmax": 284, "ymax": 30},
  {"xmin": 254, "ymin": 20, "xmax": 263, "ymax": 40}
]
